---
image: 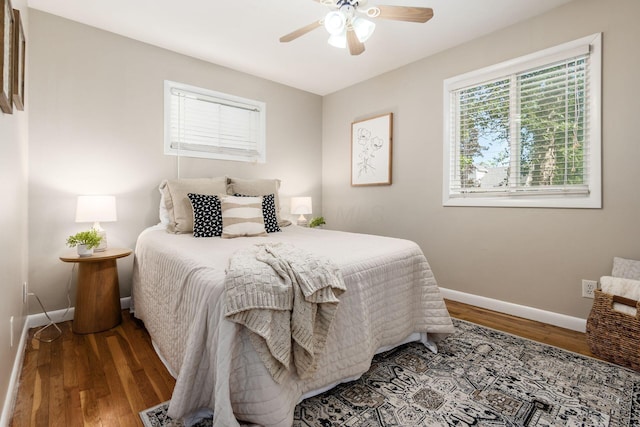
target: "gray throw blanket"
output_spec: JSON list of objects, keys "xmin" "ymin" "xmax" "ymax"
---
[{"xmin": 224, "ymin": 243, "xmax": 346, "ymax": 383}]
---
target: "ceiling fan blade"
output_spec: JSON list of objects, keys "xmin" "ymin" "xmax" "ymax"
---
[
  {"xmin": 346, "ymin": 30, "xmax": 365, "ymax": 56},
  {"xmin": 279, "ymin": 21, "xmax": 323, "ymax": 43},
  {"xmin": 371, "ymin": 5, "xmax": 434, "ymax": 23}
]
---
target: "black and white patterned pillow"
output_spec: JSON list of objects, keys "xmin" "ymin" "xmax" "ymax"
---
[
  {"xmin": 234, "ymin": 193, "xmax": 281, "ymax": 233},
  {"xmin": 187, "ymin": 193, "xmax": 223, "ymax": 237}
]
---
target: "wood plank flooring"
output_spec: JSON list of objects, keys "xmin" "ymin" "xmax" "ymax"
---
[
  {"xmin": 446, "ymin": 300, "xmax": 597, "ymax": 358},
  {"xmin": 10, "ymin": 311, "xmax": 175, "ymax": 427},
  {"xmin": 9, "ymin": 300, "xmax": 597, "ymax": 426}
]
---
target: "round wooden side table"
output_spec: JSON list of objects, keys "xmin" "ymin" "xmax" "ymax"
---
[{"xmin": 60, "ymin": 248, "xmax": 132, "ymax": 334}]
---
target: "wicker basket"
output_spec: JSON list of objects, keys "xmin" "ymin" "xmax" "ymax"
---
[{"xmin": 586, "ymin": 289, "xmax": 640, "ymax": 371}]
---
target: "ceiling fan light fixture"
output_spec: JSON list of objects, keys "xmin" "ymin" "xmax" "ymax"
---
[
  {"xmin": 327, "ymin": 31, "xmax": 347, "ymax": 49},
  {"xmin": 280, "ymin": 2, "xmax": 434, "ymax": 55},
  {"xmin": 351, "ymin": 17, "xmax": 376, "ymax": 43},
  {"xmin": 324, "ymin": 11, "xmax": 346, "ymax": 35}
]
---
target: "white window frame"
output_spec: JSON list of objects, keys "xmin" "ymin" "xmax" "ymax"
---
[
  {"xmin": 442, "ymin": 33, "xmax": 602, "ymax": 208},
  {"xmin": 164, "ymin": 80, "xmax": 266, "ymax": 163}
]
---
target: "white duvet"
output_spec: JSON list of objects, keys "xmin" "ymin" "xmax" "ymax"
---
[{"xmin": 132, "ymin": 225, "xmax": 454, "ymax": 426}]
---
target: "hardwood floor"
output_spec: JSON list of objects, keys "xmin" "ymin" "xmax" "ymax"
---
[
  {"xmin": 9, "ymin": 300, "xmax": 597, "ymax": 426},
  {"xmin": 446, "ymin": 300, "xmax": 597, "ymax": 358},
  {"xmin": 10, "ymin": 311, "xmax": 175, "ymax": 427}
]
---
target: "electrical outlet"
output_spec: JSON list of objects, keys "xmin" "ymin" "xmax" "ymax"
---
[
  {"xmin": 22, "ymin": 282, "xmax": 27, "ymax": 304},
  {"xmin": 582, "ymin": 279, "xmax": 598, "ymax": 298}
]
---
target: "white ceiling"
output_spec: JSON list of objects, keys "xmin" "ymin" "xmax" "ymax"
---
[{"xmin": 27, "ymin": 0, "xmax": 572, "ymax": 96}]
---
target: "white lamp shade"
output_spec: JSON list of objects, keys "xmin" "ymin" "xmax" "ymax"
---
[
  {"xmin": 352, "ymin": 17, "xmax": 376, "ymax": 42},
  {"xmin": 75, "ymin": 195, "xmax": 118, "ymax": 223},
  {"xmin": 324, "ymin": 11, "xmax": 346, "ymax": 35},
  {"xmin": 290, "ymin": 197, "xmax": 312, "ymax": 215},
  {"xmin": 328, "ymin": 31, "xmax": 347, "ymax": 49},
  {"xmin": 326, "ymin": 17, "xmax": 375, "ymax": 50}
]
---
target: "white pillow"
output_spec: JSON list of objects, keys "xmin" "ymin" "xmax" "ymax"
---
[
  {"xmin": 159, "ymin": 185, "xmax": 170, "ymax": 225},
  {"xmin": 612, "ymin": 257, "xmax": 640, "ymax": 281},
  {"xmin": 219, "ymin": 195, "xmax": 267, "ymax": 238}
]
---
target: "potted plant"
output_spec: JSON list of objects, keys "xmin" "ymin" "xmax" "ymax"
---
[
  {"xmin": 66, "ymin": 229, "xmax": 102, "ymax": 257},
  {"xmin": 308, "ymin": 216, "xmax": 326, "ymax": 229}
]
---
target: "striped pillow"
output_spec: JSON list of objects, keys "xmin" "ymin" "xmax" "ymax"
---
[
  {"xmin": 233, "ymin": 193, "xmax": 281, "ymax": 233},
  {"xmin": 219, "ymin": 195, "xmax": 267, "ymax": 238}
]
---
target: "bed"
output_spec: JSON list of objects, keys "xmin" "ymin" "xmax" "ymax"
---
[{"xmin": 131, "ymin": 177, "xmax": 455, "ymax": 427}]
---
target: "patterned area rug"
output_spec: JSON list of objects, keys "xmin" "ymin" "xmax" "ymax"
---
[{"xmin": 140, "ymin": 319, "xmax": 640, "ymax": 426}]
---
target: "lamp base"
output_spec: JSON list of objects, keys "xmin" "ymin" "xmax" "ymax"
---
[
  {"xmin": 296, "ymin": 214, "xmax": 308, "ymax": 227},
  {"xmin": 92, "ymin": 222, "xmax": 108, "ymax": 252}
]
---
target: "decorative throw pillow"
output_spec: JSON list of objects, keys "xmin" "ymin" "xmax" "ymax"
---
[
  {"xmin": 234, "ymin": 193, "xmax": 281, "ymax": 233},
  {"xmin": 219, "ymin": 195, "xmax": 267, "ymax": 238},
  {"xmin": 187, "ymin": 193, "xmax": 223, "ymax": 238},
  {"xmin": 612, "ymin": 257, "xmax": 640, "ymax": 280},
  {"xmin": 160, "ymin": 177, "xmax": 227, "ymax": 234},
  {"xmin": 227, "ymin": 177, "xmax": 284, "ymax": 224}
]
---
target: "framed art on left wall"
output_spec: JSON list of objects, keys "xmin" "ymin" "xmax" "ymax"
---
[
  {"xmin": 0, "ymin": 0, "xmax": 14, "ymax": 114},
  {"xmin": 12, "ymin": 8, "xmax": 23, "ymax": 110}
]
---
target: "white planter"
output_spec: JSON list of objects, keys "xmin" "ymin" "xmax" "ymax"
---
[{"xmin": 77, "ymin": 244, "xmax": 94, "ymax": 257}]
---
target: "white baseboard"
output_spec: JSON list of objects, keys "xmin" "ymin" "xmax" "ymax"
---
[
  {"xmin": 440, "ymin": 288, "xmax": 587, "ymax": 333},
  {"xmin": 28, "ymin": 296, "xmax": 131, "ymax": 328},
  {"xmin": 1, "ymin": 317, "xmax": 29, "ymax": 427}
]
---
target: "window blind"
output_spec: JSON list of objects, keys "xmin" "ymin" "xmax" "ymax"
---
[
  {"xmin": 165, "ymin": 81, "xmax": 266, "ymax": 163},
  {"xmin": 448, "ymin": 53, "xmax": 590, "ymax": 198}
]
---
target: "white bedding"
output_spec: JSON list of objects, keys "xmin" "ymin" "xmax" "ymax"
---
[{"xmin": 132, "ymin": 225, "xmax": 454, "ymax": 426}]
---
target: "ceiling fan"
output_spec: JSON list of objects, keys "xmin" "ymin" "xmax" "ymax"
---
[{"xmin": 279, "ymin": 0, "xmax": 434, "ymax": 56}]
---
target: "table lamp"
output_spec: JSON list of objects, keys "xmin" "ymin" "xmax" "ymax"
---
[
  {"xmin": 290, "ymin": 196, "xmax": 312, "ymax": 226},
  {"xmin": 75, "ymin": 195, "xmax": 117, "ymax": 251}
]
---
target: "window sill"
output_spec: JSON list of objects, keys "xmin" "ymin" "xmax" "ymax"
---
[{"xmin": 442, "ymin": 194, "xmax": 602, "ymax": 209}]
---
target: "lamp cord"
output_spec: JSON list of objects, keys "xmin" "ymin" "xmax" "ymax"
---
[
  {"xmin": 29, "ymin": 263, "xmax": 75, "ymax": 343},
  {"xmin": 30, "ymin": 293, "xmax": 62, "ymax": 343}
]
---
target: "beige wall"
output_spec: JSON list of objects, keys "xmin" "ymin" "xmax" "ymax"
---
[
  {"xmin": 322, "ymin": 0, "xmax": 640, "ymax": 319},
  {"xmin": 28, "ymin": 10, "xmax": 323, "ymax": 313},
  {"xmin": 0, "ymin": 2, "xmax": 28, "ymax": 423}
]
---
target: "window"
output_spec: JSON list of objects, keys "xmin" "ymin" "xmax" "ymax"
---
[
  {"xmin": 164, "ymin": 80, "xmax": 266, "ymax": 163},
  {"xmin": 443, "ymin": 34, "xmax": 601, "ymax": 208}
]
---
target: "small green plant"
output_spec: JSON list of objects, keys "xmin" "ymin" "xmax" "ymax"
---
[
  {"xmin": 308, "ymin": 216, "xmax": 326, "ymax": 228},
  {"xmin": 66, "ymin": 229, "xmax": 102, "ymax": 249}
]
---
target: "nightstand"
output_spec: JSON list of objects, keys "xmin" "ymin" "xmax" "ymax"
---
[{"xmin": 60, "ymin": 247, "xmax": 132, "ymax": 334}]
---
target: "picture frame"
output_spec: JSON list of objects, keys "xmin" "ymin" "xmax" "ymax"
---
[
  {"xmin": 0, "ymin": 0, "xmax": 14, "ymax": 114},
  {"xmin": 351, "ymin": 113, "xmax": 393, "ymax": 186},
  {"xmin": 12, "ymin": 8, "xmax": 23, "ymax": 110}
]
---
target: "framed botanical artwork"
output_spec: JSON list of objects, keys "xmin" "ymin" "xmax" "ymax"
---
[
  {"xmin": 0, "ymin": 0, "xmax": 13, "ymax": 114},
  {"xmin": 351, "ymin": 113, "xmax": 393, "ymax": 186},
  {"xmin": 12, "ymin": 8, "xmax": 23, "ymax": 110}
]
